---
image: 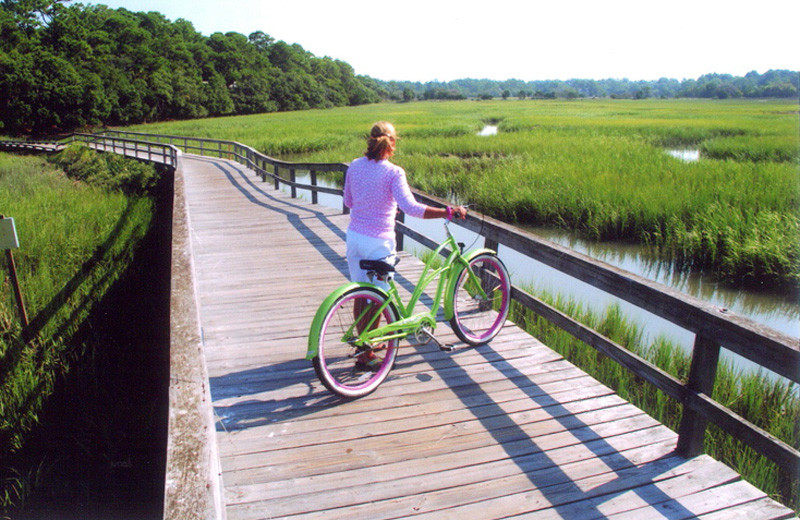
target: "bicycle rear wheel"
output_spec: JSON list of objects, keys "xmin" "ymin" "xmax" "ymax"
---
[
  {"xmin": 449, "ymin": 252, "xmax": 511, "ymax": 345},
  {"xmin": 312, "ymin": 286, "xmax": 399, "ymax": 398}
]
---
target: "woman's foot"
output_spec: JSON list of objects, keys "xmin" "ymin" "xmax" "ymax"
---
[{"xmin": 354, "ymin": 345, "xmax": 385, "ymax": 372}]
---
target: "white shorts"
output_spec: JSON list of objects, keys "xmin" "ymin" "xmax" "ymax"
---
[{"xmin": 346, "ymin": 228, "xmax": 397, "ymax": 287}]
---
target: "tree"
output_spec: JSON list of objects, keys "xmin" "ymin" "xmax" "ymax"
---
[
  {"xmin": 634, "ymin": 86, "xmax": 651, "ymax": 99},
  {"xmin": 2, "ymin": 0, "xmax": 68, "ymax": 33},
  {"xmin": 230, "ymin": 73, "xmax": 275, "ymax": 114},
  {"xmin": 248, "ymin": 30, "xmax": 274, "ymax": 53}
]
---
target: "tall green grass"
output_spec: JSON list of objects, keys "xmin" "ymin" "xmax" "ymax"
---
[
  {"xmin": 120, "ymin": 98, "xmax": 800, "ymax": 289},
  {"xmin": 0, "ymin": 150, "xmax": 156, "ymax": 506},
  {"xmin": 509, "ymin": 292, "xmax": 799, "ymax": 512}
]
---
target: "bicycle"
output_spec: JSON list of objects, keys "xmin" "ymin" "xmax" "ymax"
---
[{"xmin": 306, "ymin": 216, "xmax": 511, "ymax": 398}]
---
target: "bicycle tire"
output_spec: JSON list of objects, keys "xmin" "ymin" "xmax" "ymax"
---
[
  {"xmin": 312, "ymin": 286, "xmax": 400, "ymax": 398},
  {"xmin": 449, "ymin": 252, "xmax": 511, "ymax": 345}
]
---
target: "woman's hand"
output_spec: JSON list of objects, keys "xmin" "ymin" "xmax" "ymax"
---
[{"xmin": 450, "ymin": 205, "xmax": 468, "ymax": 219}]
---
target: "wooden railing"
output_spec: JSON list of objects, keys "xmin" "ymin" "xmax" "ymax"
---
[
  {"xmin": 9, "ymin": 129, "xmax": 796, "ymax": 484},
  {"xmin": 101, "ymin": 130, "xmax": 349, "ymax": 209},
  {"xmin": 0, "ymin": 133, "xmax": 180, "ymax": 166}
]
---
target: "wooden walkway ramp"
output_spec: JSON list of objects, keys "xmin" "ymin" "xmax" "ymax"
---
[{"xmin": 181, "ymin": 154, "xmax": 795, "ymax": 520}]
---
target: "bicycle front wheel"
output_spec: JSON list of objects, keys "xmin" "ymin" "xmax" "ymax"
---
[
  {"xmin": 449, "ymin": 252, "xmax": 511, "ymax": 345},
  {"xmin": 312, "ymin": 286, "xmax": 400, "ymax": 398}
]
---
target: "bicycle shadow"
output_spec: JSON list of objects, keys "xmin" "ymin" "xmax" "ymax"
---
[{"xmin": 209, "ymin": 358, "xmax": 343, "ymax": 432}]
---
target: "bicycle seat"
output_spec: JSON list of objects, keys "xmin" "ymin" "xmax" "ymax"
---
[{"xmin": 360, "ymin": 259, "xmax": 397, "ymax": 277}]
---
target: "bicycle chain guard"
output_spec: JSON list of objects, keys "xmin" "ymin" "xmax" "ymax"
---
[{"xmin": 413, "ymin": 323, "xmax": 434, "ymax": 345}]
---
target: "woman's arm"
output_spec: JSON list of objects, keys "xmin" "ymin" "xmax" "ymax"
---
[
  {"xmin": 422, "ymin": 205, "xmax": 468, "ymax": 220},
  {"xmin": 392, "ymin": 168, "xmax": 467, "ymax": 220}
]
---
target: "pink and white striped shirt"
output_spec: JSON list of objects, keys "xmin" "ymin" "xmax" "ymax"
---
[{"xmin": 343, "ymin": 157, "xmax": 427, "ymax": 240}]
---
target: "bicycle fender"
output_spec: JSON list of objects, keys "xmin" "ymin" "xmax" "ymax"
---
[
  {"xmin": 306, "ymin": 282, "xmax": 390, "ymax": 360},
  {"xmin": 443, "ymin": 248, "xmax": 497, "ymax": 320}
]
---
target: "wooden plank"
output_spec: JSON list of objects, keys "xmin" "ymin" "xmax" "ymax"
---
[
  {"xmin": 229, "ymin": 438, "xmax": 682, "ymax": 519},
  {"xmin": 225, "ymin": 439, "xmax": 679, "ymax": 510},
  {"xmin": 698, "ymin": 497, "xmax": 799, "ymax": 520}
]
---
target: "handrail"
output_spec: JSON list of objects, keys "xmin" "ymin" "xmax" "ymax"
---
[
  {"xmin": 0, "ymin": 133, "xmax": 180, "ymax": 167},
  {"xmin": 99, "ymin": 129, "xmax": 349, "ymax": 210},
  {"xmin": 5, "ymin": 129, "xmax": 796, "ymax": 484}
]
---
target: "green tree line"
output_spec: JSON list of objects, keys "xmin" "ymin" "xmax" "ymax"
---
[
  {"xmin": 378, "ymin": 70, "xmax": 799, "ymax": 101},
  {"xmin": 1, "ymin": 1, "xmax": 797, "ymax": 136},
  {"xmin": 0, "ymin": 0, "xmax": 381, "ymax": 135}
]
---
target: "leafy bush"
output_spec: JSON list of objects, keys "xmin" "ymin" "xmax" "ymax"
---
[{"xmin": 48, "ymin": 145, "xmax": 159, "ymax": 195}]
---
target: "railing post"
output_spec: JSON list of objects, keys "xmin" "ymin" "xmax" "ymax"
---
[
  {"xmin": 395, "ymin": 211, "xmax": 405, "ymax": 252},
  {"xmin": 342, "ymin": 170, "xmax": 349, "ymax": 215},
  {"xmin": 310, "ymin": 170, "xmax": 318, "ymax": 205},
  {"xmin": 290, "ymin": 168, "xmax": 297, "ymax": 198},
  {"xmin": 259, "ymin": 159, "xmax": 266, "ymax": 182},
  {"xmin": 677, "ymin": 334, "xmax": 721, "ymax": 457},
  {"xmin": 274, "ymin": 164, "xmax": 280, "ymax": 190}
]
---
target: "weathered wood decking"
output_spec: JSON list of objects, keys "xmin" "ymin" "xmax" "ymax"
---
[{"xmin": 181, "ymin": 154, "xmax": 796, "ymax": 520}]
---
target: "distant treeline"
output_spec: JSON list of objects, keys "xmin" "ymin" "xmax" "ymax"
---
[
  {"xmin": 1, "ymin": 1, "xmax": 797, "ymax": 136},
  {"xmin": 377, "ymin": 71, "xmax": 799, "ymax": 102}
]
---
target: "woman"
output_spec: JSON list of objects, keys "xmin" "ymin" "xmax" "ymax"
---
[
  {"xmin": 343, "ymin": 121, "xmax": 467, "ymax": 285},
  {"xmin": 344, "ymin": 121, "xmax": 466, "ymax": 370}
]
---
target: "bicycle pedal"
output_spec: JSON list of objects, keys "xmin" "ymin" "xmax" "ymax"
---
[{"xmin": 439, "ymin": 344, "xmax": 456, "ymax": 352}]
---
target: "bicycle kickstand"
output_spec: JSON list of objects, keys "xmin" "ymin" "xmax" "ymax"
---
[{"xmin": 418, "ymin": 328, "xmax": 456, "ymax": 352}]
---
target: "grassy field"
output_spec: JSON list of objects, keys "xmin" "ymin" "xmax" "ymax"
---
[
  {"xmin": 122, "ymin": 98, "xmax": 800, "ymax": 290},
  {"xmin": 0, "ymin": 150, "xmax": 158, "ymax": 507}
]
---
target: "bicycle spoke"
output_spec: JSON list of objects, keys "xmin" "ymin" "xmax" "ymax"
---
[
  {"xmin": 313, "ymin": 288, "xmax": 399, "ymax": 398},
  {"xmin": 449, "ymin": 253, "xmax": 511, "ymax": 345}
]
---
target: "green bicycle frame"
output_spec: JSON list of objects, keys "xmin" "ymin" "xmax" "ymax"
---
[{"xmin": 306, "ymin": 228, "xmax": 495, "ymax": 360}]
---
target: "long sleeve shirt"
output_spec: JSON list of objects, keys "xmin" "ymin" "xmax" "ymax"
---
[{"xmin": 343, "ymin": 156, "xmax": 427, "ymax": 240}]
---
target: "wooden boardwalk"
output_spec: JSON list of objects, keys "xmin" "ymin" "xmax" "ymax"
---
[{"xmin": 181, "ymin": 154, "xmax": 796, "ymax": 520}]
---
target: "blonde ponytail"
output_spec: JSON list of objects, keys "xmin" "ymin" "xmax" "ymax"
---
[{"xmin": 365, "ymin": 121, "xmax": 398, "ymax": 161}]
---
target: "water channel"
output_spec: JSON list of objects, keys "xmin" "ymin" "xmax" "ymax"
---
[{"xmin": 283, "ymin": 167, "xmax": 798, "ymax": 378}]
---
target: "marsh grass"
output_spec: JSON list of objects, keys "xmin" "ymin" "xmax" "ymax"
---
[
  {"xmin": 0, "ymin": 151, "xmax": 156, "ymax": 507},
  {"xmin": 120, "ymin": 98, "xmax": 799, "ymax": 289},
  {"xmin": 508, "ymin": 290, "xmax": 799, "ymax": 511}
]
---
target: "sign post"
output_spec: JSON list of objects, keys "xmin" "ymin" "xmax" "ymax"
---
[{"xmin": 0, "ymin": 215, "xmax": 28, "ymax": 328}]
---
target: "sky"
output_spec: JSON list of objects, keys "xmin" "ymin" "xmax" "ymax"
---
[{"xmin": 89, "ymin": 0, "xmax": 799, "ymax": 83}]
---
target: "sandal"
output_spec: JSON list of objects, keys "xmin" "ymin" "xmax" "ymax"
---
[{"xmin": 354, "ymin": 344, "xmax": 386, "ymax": 372}]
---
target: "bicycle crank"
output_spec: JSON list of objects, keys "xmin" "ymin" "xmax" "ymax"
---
[{"xmin": 413, "ymin": 325, "xmax": 455, "ymax": 352}]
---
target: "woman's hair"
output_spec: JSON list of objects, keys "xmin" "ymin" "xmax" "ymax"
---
[{"xmin": 365, "ymin": 121, "xmax": 397, "ymax": 161}]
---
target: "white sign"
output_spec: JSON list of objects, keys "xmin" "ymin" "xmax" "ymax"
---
[{"xmin": 0, "ymin": 218, "xmax": 19, "ymax": 249}]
